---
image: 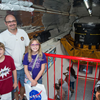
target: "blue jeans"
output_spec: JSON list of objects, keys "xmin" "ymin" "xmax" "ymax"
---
[{"xmin": 70, "ymin": 81, "xmax": 75, "ymax": 90}]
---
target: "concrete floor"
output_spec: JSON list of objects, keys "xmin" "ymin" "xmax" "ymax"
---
[{"xmin": 71, "ymin": 78, "xmax": 94, "ymax": 100}]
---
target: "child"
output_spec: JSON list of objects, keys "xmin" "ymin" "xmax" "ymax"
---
[
  {"xmin": 92, "ymin": 80, "xmax": 100, "ymax": 100},
  {"xmin": 58, "ymin": 78, "xmax": 71, "ymax": 100},
  {"xmin": 23, "ymin": 38, "xmax": 47, "ymax": 86},
  {"xmin": 0, "ymin": 42, "xmax": 17, "ymax": 100},
  {"xmin": 96, "ymin": 86, "xmax": 100, "ymax": 100},
  {"xmin": 54, "ymin": 83, "xmax": 65, "ymax": 100},
  {"xmin": 64, "ymin": 67, "xmax": 77, "ymax": 93}
]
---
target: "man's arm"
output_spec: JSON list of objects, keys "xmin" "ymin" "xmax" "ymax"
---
[
  {"xmin": 23, "ymin": 46, "xmax": 28, "ymax": 60},
  {"xmin": 24, "ymin": 29, "xmax": 30, "ymax": 54},
  {"xmin": 0, "ymin": 34, "xmax": 4, "ymax": 44},
  {"xmin": 25, "ymin": 46, "xmax": 28, "ymax": 54}
]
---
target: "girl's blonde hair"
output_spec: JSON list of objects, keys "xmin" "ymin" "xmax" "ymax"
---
[
  {"xmin": 28, "ymin": 38, "xmax": 42, "ymax": 62},
  {"xmin": 0, "ymin": 42, "xmax": 5, "ymax": 51}
]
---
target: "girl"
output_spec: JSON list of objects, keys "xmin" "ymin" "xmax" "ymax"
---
[{"xmin": 23, "ymin": 38, "xmax": 47, "ymax": 86}]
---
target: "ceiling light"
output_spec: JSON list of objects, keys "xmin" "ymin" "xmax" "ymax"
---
[
  {"xmin": 84, "ymin": 0, "xmax": 89, "ymax": 9},
  {"xmin": 88, "ymin": 9, "xmax": 92, "ymax": 15},
  {"xmin": 84, "ymin": 0, "xmax": 92, "ymax": 16}
]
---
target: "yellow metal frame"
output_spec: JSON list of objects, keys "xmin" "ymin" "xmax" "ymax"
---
[{"xmin": 60, "ymin": 34, "xmax": 100, "ymax": 65}]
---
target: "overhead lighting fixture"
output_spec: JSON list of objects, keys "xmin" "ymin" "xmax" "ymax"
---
[
  {"xmin": 84, "ymin": 0, "xmax": 89, "ymax": 9},
  {"xmin": 84, "ymin": 0, "xmax": 92, "ymax": 16},
  {"xmin": 88, "ymin": 9, "xmax": 92, "ymax": 15}
]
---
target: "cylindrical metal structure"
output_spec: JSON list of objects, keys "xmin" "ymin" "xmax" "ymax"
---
[{"xmin": 74, "ymin": 23, "xmax": 100, "ymax": 45}]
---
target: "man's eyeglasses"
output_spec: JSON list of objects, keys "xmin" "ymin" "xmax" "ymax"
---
[
  {"xmin": 5, "ymin": 20, "xmax": 16, "ymax": 24},
  {"xmin": 31, "ymin": 44, "xmax": 39, "ymax": 46}
]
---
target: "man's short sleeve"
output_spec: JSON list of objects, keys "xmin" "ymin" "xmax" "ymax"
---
[
  {"xmin": 10, "ymin": 56, "xmax": 16, "ymax": 71},
  {"xmin": 23, "ymin": 30, "xmax": 30, "ymax": 46},
  {"xmin": 0, "ymin": 34, "xmax": 4, "ymax": 44}
]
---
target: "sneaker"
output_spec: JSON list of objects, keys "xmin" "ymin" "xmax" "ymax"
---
[{"xmin": 71, "ymin": 89, "xmax": 74, "ymax": 94}]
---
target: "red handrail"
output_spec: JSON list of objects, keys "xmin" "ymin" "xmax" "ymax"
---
[
  {"xmin": 45, "ymin": 53, "xmax": 100, "ymax": 62},
  {"xmin": 45, "ymin": 53, "xmax": 100, "ymax": 100},
  {"xmin": 75, "ymin": 60, "xmax": 80, "ymax": 100}
]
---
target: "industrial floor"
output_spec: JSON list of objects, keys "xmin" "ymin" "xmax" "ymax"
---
[{"xmin": 71, "ymin": 78, "xmax": 94, "ymax": 100}]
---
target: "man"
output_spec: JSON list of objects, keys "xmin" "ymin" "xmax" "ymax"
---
[
  {"xmin": 0, "ymin": 14, "xmax": 30, "ymax": 100},
  {"xmin": 58, "ymin": 79, "xmax": 71, "ymax": 100}
]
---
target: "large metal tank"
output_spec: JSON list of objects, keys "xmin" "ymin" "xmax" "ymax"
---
[{"xmin": 74, "ymin": 23, "xmax": 100, "ymax": 46}]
